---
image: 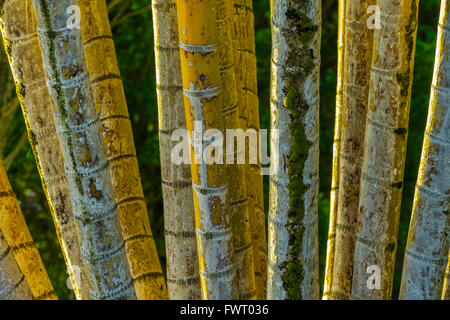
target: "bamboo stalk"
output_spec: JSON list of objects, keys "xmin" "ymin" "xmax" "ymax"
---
[
  {"xmin": 79, "ymin": 0, "xmax": 167, "ymax": 300},
  {"xmin": 268, "ymin": 0, "xmax": 321, "ymax": 300},
  {"xmin": 231, "ymin": 0, "xmax": 267, "ymax": 299},
  {"xmin": 151, "ymin": 0, "xmax": 201, "ymax": 300},
  {"xmin": 0, "ymin": 0, "xmax": 91, "ymax": 299},
  {"xmin": 327, "ymin": 0, "xmax": 375, "ymax": 300},
  {"xmin": 217, "ymin": 0, "xmax": 256, "ymax": 300},
  {"xmin": 323, "ymin": 0, "xmax": 345, "ymax": 300},
  {"xmin": 399, "ymin": 0, "xmax": 450, "ymax": 300},
  {"xmin": 351, "ymin": 0, "xmax": 419, "ymax": 300},
  {"xmin": 0, "ymin": 229, "xmax": 33, "ymax": 300},
  {"xmin": 0, "ymin": 159, "xmax": 57, "ymax": 299},
  {"xmin": 443, "ymin": 256, "xmax": 450, "ymax": 300},
  {"xmin": 175, "ymin": 0, "xmax": 237, "ymax": 300},
  {"xmin": 33, "ymin": 0, "xmax": 135, "ymax": 299}
]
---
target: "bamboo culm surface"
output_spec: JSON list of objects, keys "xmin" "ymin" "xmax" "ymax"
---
[
  {"xmin": 175, "ymin": 0, "xmax": 237, "ymax": 300},
  {"xmin": 0, "ymin": 160, "xmax": 55, "ymax": 299},
  {"xmin": 152, "ymin": 0, "xmax": 201, "ymax": 300},
  {"xmin": 231, "ymin": 0, "xmax": 267, "ymax": 299},
  {"xmin": 34, "ymin": 0, "xmax": 135, "ymax": 299},
  {"xmin": 399, "ymin": 0, "xmax": 450, "ymax": 300},
  {"xmin": 323, "ymin": 0, "xmax": 345, "ymax": 300},
  {"xmin": 80, "ymin": 0, "xmax": 168, "ymax": 300},
  {"xmin": 328, "ymin": 0, "xmax": 375, "ymax": 300},
  {"xmin": 217, "ymin": 0, "xmax": 256, "ymax": 300},
  {"xmin": 268, "ymin": 0, "xmax": 321, "ymax": 300},
  {"xmin": 0, "ymin": 228, "xmax": 33, "ymax": 300},
  {"xmin": 351, "ymin": 0, "xmax": 419, "ymax": 300},
  {"xmin": 0, "ymin": 0, "xmax": 91, "ymax": 299}
]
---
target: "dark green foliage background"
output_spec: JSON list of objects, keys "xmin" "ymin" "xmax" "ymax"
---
[{"xmin": 3, "ymin": 0, "xmax": 441, "ymax": 299}]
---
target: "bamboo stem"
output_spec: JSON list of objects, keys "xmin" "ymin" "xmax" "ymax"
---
[
  {"xmin": 268, "ymin": 0, "xmax": 321, "ymax": 300},
  {"xmin": 351, "ymin": 0, "xmax": 419, "ymax": 300},
  {"xmin": 80, "ymin": 0, "xmax": 168, "ymax": 300},
  {"xmin": 175, "ymin": 0, "xmax": 238, "ymax": 300},
  {"xmin": 152, "ymin": 0, "xmax": 200, "ymax": 300},
  {"xmin": 34, "ymin": 0, "xmax": 135, "ymax": 299},
  {"xmin": 400, "ymin": 0, "xmax": 450, "ymax": 300}
]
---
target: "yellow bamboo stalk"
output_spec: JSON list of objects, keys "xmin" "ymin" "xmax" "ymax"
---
[
  {"xmin": 0, "ymin": 0, "xmax": 91, "ymax": 299},
  {"xmin": 79, "ymin": 0, "xmax": 167, "ymax": 300},
  {"xmin": 327, "ymin": 0, "xmax": 375, "ymax": 300},
  {"xmin": 175, "ymin": 0, "xmax": 238, "ymax": 299},
  {"xmin": 351, "ymin": 0, "xmax": 419, "ymax": 300},
  {"xmin": 0, "ymin": 159, "xmax": 57, "ymax": 300},
  {"xmin": 217, "ymin": 0, "xmax": 256, "ymax": 300},
  {"xmin": 323, "ymin": 0, "xmax": 345, "ymax": 300},
  {"xmin": 151, "ymin": 0, "xmax": 201, "ymax": 300},
  {"xmin": 443, "ymin": 255, "xmax": 450, "ymax": 300},
  {"xmin": 0, "ymin": 228, "xmax": 33, "ymax": 300},
  {"xmin": 399, "ymin": 0, "xmax": 450, "ymax": 299},
  {"xmin": 231, "ymin": 0, "xmax": 267, "ymax": 299}
]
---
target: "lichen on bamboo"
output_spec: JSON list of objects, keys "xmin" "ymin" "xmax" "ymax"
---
[
  {"xmin": 399, "ymin": 0, "xmax": 450, "ymax": 300},
  {"xmin": 0, "ymin": 0, "xmax": 90, "ymax": 299},
  {"xmin": 268, "ymin": 0, "xmax": 321, "ymax": 300},
  {"xmin": 33, "ymin": 0, "xmax": 135, "ymax": 299}
]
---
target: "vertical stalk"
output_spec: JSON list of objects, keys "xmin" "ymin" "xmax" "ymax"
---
[
  {"xmin": 151, "ymin": 0, "xmax": 200, "ymax": 300},
  {"xmin": 34, "ymin": 0, "xmax": 135, "ymax": 299},
  {"xmin": 399, "ymin": 0, "xmax": 450, "ymax": 300},
  {"xmin": 175, "ymin": 0, "xmax": 237, "ymax": 299},
  {"xmin": 0, "ymin": 229, "xmax": 33, "ymax": 300},
  {"xmin": 328, "ymin": 0, "xmax": 375, "ymax": 300},
  {"xmin": 351, "ymin": 0, "xmax": 419, "ymax": 300},
  {"xmin": 79, "ymin": 0, "xmax": 168, "ymax": 300},
  {"xmin": 0, "ymin": 0, "xmax": 91, "ymax": 299},
  {"xmin": 443, "ymin": 256, "xmax": 450, "ymax": 300},
  {"xmin": 217, "ymin": 0, "xmax": 256, "ymax": 300},
  {"xmin": 268, "ymin": 0, "xmax": 321, "ymax": 300},
  {"xmin": 0, "ymin": 160, "xmax": 57, "ymax": 299},
  {"xmin": 232, "ymin": 0, "xmax": 267, "ymax": 299},
  {"xmin": 323, "ymin": 0, "xmax": 345, "ymax": 300}
]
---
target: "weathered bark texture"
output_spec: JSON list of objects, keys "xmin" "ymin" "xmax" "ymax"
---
[
  {"xmin": 79, "ymin": 0, "xmax": 167, "ymax": 300},
  {"xmin": 0, "ymin": 0, "xmax": 91, "ymax": 299},
  {"xmin": 151, "ymin": 0, "xmax": 200, "ymax": 300},
  {"xmin": 217, "ymin": 0, "xmax": 256, "ymax": 300},
  {"xmin": 328, "ymin": 0, "xmax": 374, "ymax": 300},
  {"xmin": 34, "ymin": 0, "xmax": 135, "ymax": 299},
  {"xmin": 399, "ymin": 0, "xmax": 450, "ymax": 300},
  {"xmin": 0, "ymin": 229, "xmax": 33, "ymax": 300},
  {"xmin": 175, "ymin": 0, "xmax": 237, "ymax": 300},
  {"xmin": 232, "ymin": 0, "xmax": 267, "ymax": 299},
  {"xmin": 351, "ymin": 0, "xmax": 419, "ymax": 300},
  {"xmin": 323, "ymin": 0, "xmax": 345, "ymax": 300},
  {"xmin": 0, "ymin": 160, "xmax": 56, "ymax": 299},
  {"xmin": 268, "ymin": 0, "xmax": 321, "ymax": 300}
]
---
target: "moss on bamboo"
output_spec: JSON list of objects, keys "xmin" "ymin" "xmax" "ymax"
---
[{"xmin": 279, "ymin": 4, "xmax": 318, "ymax": 299}]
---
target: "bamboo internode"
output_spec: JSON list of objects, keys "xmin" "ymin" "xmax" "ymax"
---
[{"xmin": 400, "ymin": 0, "xmax": 450, "ymax": 300}]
